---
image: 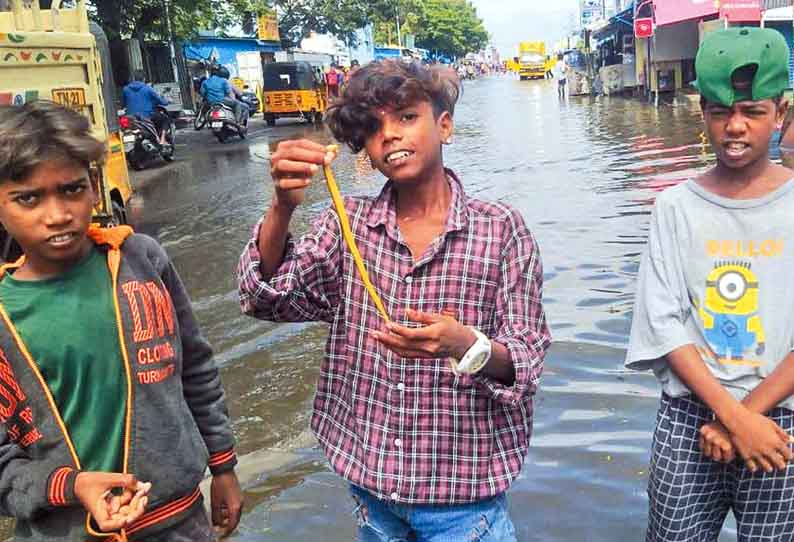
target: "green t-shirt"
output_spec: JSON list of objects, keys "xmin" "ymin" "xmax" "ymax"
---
[{"xmin": 0, "ymin": 247, "xmax": 126, "ymax": 472}]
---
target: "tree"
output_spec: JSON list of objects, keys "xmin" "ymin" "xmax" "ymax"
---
[
  {"xmin": 368, "ymin": 0, "xmax": 424, "ymax": 47},
  {"xmin": 413, "ymin": 0, "xmax": 488, "ymax": 59},
  {"xmin": 275, "ymin": 0, "xmax": 371, "ymax": 48}
]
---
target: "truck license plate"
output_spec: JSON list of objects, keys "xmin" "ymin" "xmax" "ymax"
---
[{"xmin": 51, "ymin": 88, "xmax": 87, "ymax": 110}]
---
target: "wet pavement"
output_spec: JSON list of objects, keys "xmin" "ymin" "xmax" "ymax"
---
[{"xmin": 4, "ymin": 75, "xmax": 752, "ymax": 540}]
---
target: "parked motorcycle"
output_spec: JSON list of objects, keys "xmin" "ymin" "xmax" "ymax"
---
[
  {"xmin": 119, "ymin": 106, "xmax": 175, "ymax": 170},
  {"xmin": 193, "ymin": 97, "xmax": 209, "ymax": 130},
  {"xmin": 208, "ymin": 102, "xmax": 249, "ymax": 143}
]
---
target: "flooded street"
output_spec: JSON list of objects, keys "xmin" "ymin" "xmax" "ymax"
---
[{"xmin": 129, "ymin": 76, "xmax": 734, "ymax": 541}]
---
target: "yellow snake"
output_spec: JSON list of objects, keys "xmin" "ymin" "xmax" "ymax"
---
[{"xmin": 323, "ymin": 146, "xmax": 391, "ymax": 323}]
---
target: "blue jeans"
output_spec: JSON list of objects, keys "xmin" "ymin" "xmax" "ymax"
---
[{"xmin": 350, "ymin": 485, "xmax": 517, "ymax": 542}]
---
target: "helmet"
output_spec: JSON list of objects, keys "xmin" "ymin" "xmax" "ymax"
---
[{"xmin": 211, "ymin": 65, "xmax": 230, "ymax": 79}]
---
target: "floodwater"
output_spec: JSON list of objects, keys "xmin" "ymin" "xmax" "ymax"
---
[{"xmin": 35, "ymin": 77, "xmax": 758, "ymax": 540}]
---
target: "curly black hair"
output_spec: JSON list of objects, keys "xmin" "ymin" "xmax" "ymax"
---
[{"xmin": 326, "ymin": 59, "xmax": 461, "ymax": 153}]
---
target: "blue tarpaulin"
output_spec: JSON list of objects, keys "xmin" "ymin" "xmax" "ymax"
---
[{"xmin": 183, "ymin": 37, "xmax": 280, "ymax": 76}]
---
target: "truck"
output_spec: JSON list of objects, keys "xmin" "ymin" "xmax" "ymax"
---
[
  {"xmin": 519, "ymin": 41, "xmax": 546, "ymax": 80},
  {"xmin": 1, "ymin": 0, "xmax": 133, "ymax": 261}
]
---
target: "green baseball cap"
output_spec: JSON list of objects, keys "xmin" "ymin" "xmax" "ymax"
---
[{"xmin": 695, "ymin": 27, "xmax": 790, "ymax": 107}]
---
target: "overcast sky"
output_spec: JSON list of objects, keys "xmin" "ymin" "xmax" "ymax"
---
[{"xmin": 469, "ymin": 0, "xmax": 581, "ymax": 57}]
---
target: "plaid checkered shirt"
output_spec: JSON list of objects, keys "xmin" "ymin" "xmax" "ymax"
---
[{"xmin": 237, "ymin": 171, "xmax": 551, "ymax": 504}]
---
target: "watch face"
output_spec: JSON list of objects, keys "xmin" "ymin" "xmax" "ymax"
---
[
  {"xmin": 472, "ymin": 352, "xmax": 488, "ymax": 366},
  {"xmin": 460, "ymin": 351, "xmax": 488, "ymax": 374}
]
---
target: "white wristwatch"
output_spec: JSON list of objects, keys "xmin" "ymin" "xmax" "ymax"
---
[{"xmin": 450, "ymin": 327, "xmax": 492, "ymax": 376}]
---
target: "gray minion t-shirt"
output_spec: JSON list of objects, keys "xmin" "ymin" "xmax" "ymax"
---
[{"xmin": 626, "ymin": 179, "xmax": 794, "ymax": 410}]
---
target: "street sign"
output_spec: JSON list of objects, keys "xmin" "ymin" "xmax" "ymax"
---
[
  {"xmin": 580, "ymin": 0, "xmax": 603, "ymax": 28},
  {"xmin": 635, "ymin": 17, "xmax": 654, "ymax": 38}
]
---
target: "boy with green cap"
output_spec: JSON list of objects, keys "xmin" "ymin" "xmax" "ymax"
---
[{"xmin": 626, "ymin": 27, "xmax": 794, "ymax": 541}]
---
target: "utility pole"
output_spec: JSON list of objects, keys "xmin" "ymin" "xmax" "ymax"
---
[
  {"xmin": 396, "ymin": 12, "xmax": 402, "ymax": 48},
  {"xmin": 163, "ymin": 0, "xmax": 179, "ymax": 84}
]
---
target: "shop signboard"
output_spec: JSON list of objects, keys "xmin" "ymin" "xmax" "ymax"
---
[
  {"xmin": 580, "ymin": 0, "xmax": 603, "ymax": 28},
  {"xmin": 719, "ymin": 0, "xmax": 762, "ymax": 22},
  {"xmin": 257, "ymin": 10, "xmax": 280, "ymax": 42},
  {"xmin": 635, "ymin": 17, "xmax": 654, "ymax": 38},
  {"xmin": 654, "ymin": 0, "xmax": 719, "ymax": 27}
]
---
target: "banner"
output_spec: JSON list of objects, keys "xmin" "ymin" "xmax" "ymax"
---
[
  {"xmin": 654, "ymin": 0, "xmax": 720, "ymax": 27},
  {"xmin": 257, "ymin": 11, "xmax": 280, "ymax": 42},
  {"xmin": 719, "ymin": 0, "xmax": 762, "ymax": 22}
]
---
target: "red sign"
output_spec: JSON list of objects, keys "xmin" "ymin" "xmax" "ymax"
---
[
  {"xmin": 654, "ymin": 0, "xmax": 719, "ymax": 27},
  {"xmin": 719, "ymin": 0, "xmax": 762, "ymax": 22},
  {"xmin": 635, "ymin": 17, "xmax": 654, "ymax": 38}
]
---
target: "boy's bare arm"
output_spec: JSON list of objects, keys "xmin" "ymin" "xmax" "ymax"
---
[
  {"xmin": 741, "ymin": 351, "xmax": 794, "ymax": 415},
  {"xmin": 257, "ymin": 200, "xmax": 295, "ymax": 278},
  {"xmin": 480, "ymin": 341, "xmax": 515, "ymax": 386},
  {"xmin": 258, "ymin": 140, "xmax": 335, "ymax": 277},
  {"xmin": 667, "ymin": 344, "xmax": 792, "ymax": 472}
]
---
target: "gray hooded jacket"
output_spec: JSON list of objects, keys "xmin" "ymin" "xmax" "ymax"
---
[{"xmin": 0, "ymin": 226, "xmax": 236, "ymax": 541}]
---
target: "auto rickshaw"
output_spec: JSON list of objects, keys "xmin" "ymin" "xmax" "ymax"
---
[{"xmin": 262, "ymin": 61, "xmax": 327, "ymax": 126}]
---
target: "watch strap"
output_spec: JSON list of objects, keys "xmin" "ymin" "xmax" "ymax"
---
[{"xmin": 451, "ymin": 327, "xmax": 492, "ymax": 375}]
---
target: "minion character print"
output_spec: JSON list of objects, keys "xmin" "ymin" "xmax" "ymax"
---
[{"xmin": 698, "ymin": 261, "xmax": 766, "ymax": 361}]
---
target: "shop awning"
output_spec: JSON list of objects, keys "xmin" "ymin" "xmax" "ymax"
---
[
  {"xmin": 720, "ymin": 0, "xmax": 762, "ymax": 22},
  {"xmin": 764, "ymin": 0, "xmax": 793, "ymax": 9},
  {"xmin": 593, "ymin": 3, "xmax": 635, "ymax": 41},
  {"xmin": 765, "ymin": 6, "xmax": 794, "ymax": 20},
  {"xmin": 654, "ymin": 0, "xmax": 719, "ymax": 27}
]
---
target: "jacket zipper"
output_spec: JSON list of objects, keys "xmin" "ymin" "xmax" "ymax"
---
[{"xmin": 107, "ymin": 249, "xmax": 135, "ymax": 474}]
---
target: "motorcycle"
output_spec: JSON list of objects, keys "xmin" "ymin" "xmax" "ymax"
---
[
  {"xmin": 208, "ymin": 102, "xmax": 249, "ymax": 143},
  {"xmin": 119, "ymin": 106, "xmax": 175, "ymax": 170},
  {"xmin": 239, "ymin": 87, "xmax": 260, "ymax": 119},
  {"xmin": 193, "ymin": 96, "xmax": 209, "ymax": 130}
]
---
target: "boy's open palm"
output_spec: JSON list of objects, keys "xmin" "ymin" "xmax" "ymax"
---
[
  {"xmin": 269, "ymin": 139, "xmax": 336, "ymax": 209},
  {"xmin": 729, "ymin": 412, "xmax": 794, "ymax": 472},
  {"xmin": 74, "ymin": 472, "xmax": 150, "ymax": 532}
]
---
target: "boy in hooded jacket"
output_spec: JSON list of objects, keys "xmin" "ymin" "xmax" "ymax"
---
[{"xmin": 0, "ymin": 100, "xmax": 242, "ymax": 541}]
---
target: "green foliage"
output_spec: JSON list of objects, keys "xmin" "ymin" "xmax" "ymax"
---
[
  {"xmin": 87, "ymin": 0, "xmax": 271, "ymax": 42},
  {"xmin": 369, "ymin": 0, "xmax": 424, "ymax": 46},
  {"xmin": 275, "ymin": 0, "xmax": 371, "ymax": 47},
  {"xmin": 369, "ymin": 0, "xmax": 488, "ymax": 58},
  {"xmin": 413, "ymin": 0, "xmax": 488, "ymax": 58},
  {"xmin": 87, "ymin": 0, "xmax": 488, "ymax": 58}
]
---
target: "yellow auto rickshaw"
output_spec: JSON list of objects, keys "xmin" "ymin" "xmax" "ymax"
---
[{"xmin": 262, "ymin": 61, "xmax": 327, "ymax": 126}]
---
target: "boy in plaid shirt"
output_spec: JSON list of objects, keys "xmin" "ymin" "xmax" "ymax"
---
[{"xmin": 238, "ymin": 59, "xmax": 550, "ymax": 540}]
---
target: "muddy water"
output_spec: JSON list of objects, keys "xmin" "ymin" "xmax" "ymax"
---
[{"xmin": 3, "ymin": 76, "xmax": 750, "ymax": 540}]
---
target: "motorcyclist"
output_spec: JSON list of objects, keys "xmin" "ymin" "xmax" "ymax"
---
[
  {"xmin": 121, "ymin": 70, "xmax": 171, "ymax": 144},
  {"xmin": 200, "ymin": 66, "xmax": 247, "ymax": 124}
]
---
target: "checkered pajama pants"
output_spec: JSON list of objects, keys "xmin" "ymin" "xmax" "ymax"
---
[{"xmin": 647, "ymin": 394, "xmax": 794, "ymax": 542}]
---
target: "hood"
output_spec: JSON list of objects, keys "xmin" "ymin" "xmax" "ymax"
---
[
  {"xmin": 127, "ymin": 81, "xmax": 147, "ymax": 92},
  {"xmin": 87, "ymin": 225, "xmax": 134, "ymax": 250}
]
